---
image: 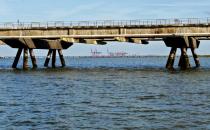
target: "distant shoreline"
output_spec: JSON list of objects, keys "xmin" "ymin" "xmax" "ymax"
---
[{"xmin": 1, "ymin": 55, "xmax": 210, "ymax": 59}]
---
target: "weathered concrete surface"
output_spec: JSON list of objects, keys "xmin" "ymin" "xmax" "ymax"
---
[{"xmin": 0, "ymin": 25, "xmax": 210, "ymax": 37}]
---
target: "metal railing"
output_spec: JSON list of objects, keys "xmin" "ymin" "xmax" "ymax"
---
[{"xmin": 0, "ymin": 18, "xmax": 210, "ymax": 29}]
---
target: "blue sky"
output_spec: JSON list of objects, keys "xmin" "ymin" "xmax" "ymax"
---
[{"xmin": 0, "ymin": 0, "xmax": 210, "ymax": 56}]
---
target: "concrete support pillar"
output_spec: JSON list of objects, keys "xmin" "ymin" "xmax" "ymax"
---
[
  {"xmin": 179, "ymin": 48, "xmax": 190, "ymax": 67},
  {"xmin": 58, "ymin": 49, "xmax": 66, "ymax": 67},
  {"xmin": 29, "ymin": 49, "xmax": 37, "ymax": 68},
  {"xmin": 191, "ymin": 48, "xmax": 200, "ymax": 67},
  {"xmin": 23, "ymin": 48, "xmax": 29, "ymax": 69},
  {"xmin": 12, "ymin": 48, "xmax": 23, "ymax": 68},
  {"xmin": 52, "ymin": 49, "xmax": 56, "ymax": 68},
  {"xmin": 178, "ymin": 55, "xmax": 183, "ymax": 67},
  {"xmin": 44, "ymin": 49, "xmax": 53, "ymax": 67},
  {"xmin": 166, "ymin": 47, "xmax": 177, "ymax": 69},
  {"xmin": 180, "ymin": 48, "xmax": 190, "ymax": 70}
]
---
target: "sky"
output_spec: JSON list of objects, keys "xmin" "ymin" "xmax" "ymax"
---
[{"xmin": 0, "ymin": 0, "xmax": 210, "ymax": 56}]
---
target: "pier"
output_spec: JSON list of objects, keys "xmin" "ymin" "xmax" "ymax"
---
[{"xmin": 0, "ymin": 18, "xmax": 210, "ymax": 69}]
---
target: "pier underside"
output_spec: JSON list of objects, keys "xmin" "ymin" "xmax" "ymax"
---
[{"xmin": 164, "ymin": 36, "xmax": 200, "ymax": 70}]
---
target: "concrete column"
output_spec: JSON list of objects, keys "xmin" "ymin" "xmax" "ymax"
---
[
  {"xmin": 178, "ymin": 53, "xmax": 183, "ymax": 67},
  {"xmin": 44, "ymin": 49, "xmax": 52, "ymax": 67},
  {"xmin": 52, "ymin": 49, "xmax": 56, "ymax": 68},
  {"xmin": 191, "ymin": 48, "xmax": 200, "ymax": 67},
  {"xmin": 180, "ymin": 48, "xmax": 190, "ymax": 70},
  {"xmin": 12, "ymin": 48, "xmax": 23, "ymax": 68},
  {"xmin": 179, "ymin": 48, "xmax": 190, "ymax": 67},
  {"xmin": 23, "ymin": 48, "xmax": 29, "ymax": 69},
  {"xmin": 58, "ymin": 49, "xmax": 66, "ymax": 67},
  {"xmin": 29, "ymin": 49, "xmax": 37, "ymax": 68},
  {"xmin": 166, "ymin": 47, "xmax": 177, "ymax": 69}
]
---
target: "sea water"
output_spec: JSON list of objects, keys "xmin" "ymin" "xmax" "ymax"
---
[{"xmin": 0, "ymin": 57, "xmax": 210, "ymax": 129}]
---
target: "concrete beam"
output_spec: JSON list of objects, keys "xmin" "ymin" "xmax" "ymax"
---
[
  {"xmin": 20, "ymin": 38, "xmax": 36, "ymax": 48},
  {"xmin": 1, "ymin": 39, "xmax": 27, "ymax": 48},
  {"xmin": 32, "ymin": 39, "xmax": 73, "ymax": 49},
  {"xmin": 1, "ymin": 33, "xmax": 210, "ymax": 40}
]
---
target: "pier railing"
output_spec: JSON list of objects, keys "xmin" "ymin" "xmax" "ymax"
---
[{"xmin": 0, "ymin": 18, "xmax": 210, "ymax": 29}]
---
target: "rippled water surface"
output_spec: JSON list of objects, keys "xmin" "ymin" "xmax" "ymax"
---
[{"xmin": 0, "ymin": 57, "xmax": 210, "ymax": 129}]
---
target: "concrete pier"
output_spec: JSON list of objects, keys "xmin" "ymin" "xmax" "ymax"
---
[{"xmin": 0, "ymin": 18, "xmax": 209, "ymax": 69}]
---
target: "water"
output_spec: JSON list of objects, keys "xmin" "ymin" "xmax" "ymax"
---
[{"xmin": 0, "ymin": 57, "xmax": 210, "ymax": 130}]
